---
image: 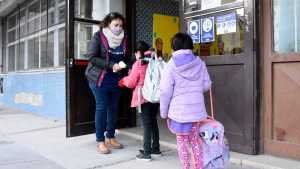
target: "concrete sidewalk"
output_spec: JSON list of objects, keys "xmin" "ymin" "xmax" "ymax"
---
[
  {"xmin": 120, "ymin": 129, "xmax": 300, "ymax": 169},
  {"xmin": 0, "ymin": 144, "xmax": 65, "ymax": 169},
  {"xmin": 0, "ymin": 105, "xmax": 299, "ymax": 169}
]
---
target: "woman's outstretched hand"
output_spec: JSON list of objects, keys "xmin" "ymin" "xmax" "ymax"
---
[{"xmin": 113, "ymin": 63, "xmax": 121, "ymax": 73}]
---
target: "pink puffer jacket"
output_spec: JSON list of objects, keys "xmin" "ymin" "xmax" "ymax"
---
[{"xmin": 121, "ymin": 60, "xmax": 148, "ymax": 107}]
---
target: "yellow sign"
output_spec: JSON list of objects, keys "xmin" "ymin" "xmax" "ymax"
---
[{"xmin": 153, "ymin": 14, "xmax": 179, "ymax": 60}]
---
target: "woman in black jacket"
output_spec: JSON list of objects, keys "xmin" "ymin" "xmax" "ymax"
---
[{"xmin": 85, "ymin": 12, "xmax": 129, "ymax": 154}]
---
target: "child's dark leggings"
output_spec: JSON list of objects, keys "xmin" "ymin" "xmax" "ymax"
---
[{"xmin": 141, "ymin": 102, "xmax": 160, "ymax": 155}]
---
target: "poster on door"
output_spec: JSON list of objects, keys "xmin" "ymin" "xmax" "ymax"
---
[
  {"xmin": 201, "ymin": 0, "xmax": 221, "ymax": 10},
  {"xmin": 188, "ymin": 20, "xmax": 201, "ymax": 44},
  {"xmin": 153, "ymin": 14, "xmax": 179, "ymax": 60},
  {"xmin": 201, "ymin": 17, "xmax": 215, "ymax": 43},
  {"xmin": 216, "ymin": 12, "xmax": 237, "ymax": 35}
]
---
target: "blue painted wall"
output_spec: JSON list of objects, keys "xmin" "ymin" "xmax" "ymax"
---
[{"xmin": 0, "ymin": 69, "xmax": 66, "ymax": 119}]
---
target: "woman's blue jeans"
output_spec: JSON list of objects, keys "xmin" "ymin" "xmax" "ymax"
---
[{"xmin": 89, "ymin": 82, "xmax": 120, "ymax": 142}]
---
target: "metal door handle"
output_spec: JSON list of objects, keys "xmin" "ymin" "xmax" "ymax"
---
[{"xmin": 69, "ymin": 58, "xmax": 74, "ymax": 68}]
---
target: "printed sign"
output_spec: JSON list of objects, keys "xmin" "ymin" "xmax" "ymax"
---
[
  {"xmin": 188, "ymin": 20, "xmax": 201, "ymax": 44},
  {"xmin": 201, "ymin": 17, "xmax": 215, "ymax": 43},
  {"xmin": 216, "ymin": 12, "xmax": 237, "ymax": 35},
  {"xmin": 201, "ymin": 0, "xmax": 221, "ymax": 10}
]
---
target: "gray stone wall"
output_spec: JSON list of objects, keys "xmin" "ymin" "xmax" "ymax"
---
[{"xmin": 135, "ymin": 0, "xmax": 179, "ymax": 46}]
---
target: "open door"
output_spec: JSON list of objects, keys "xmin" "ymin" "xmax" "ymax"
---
[
  {"xmin": 182, "ymin": 0, "xmax": 259, "ymax": 154},
  {"xmin": 65, "ymin": 0, "xmax": 136, "ymax": 137}
]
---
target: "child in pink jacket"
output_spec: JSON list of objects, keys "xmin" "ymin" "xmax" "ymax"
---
[{"xmin": 119, "ymin": 41, "xmax": 161, "ymax": 161}]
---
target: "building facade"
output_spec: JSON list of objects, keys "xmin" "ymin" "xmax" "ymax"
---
[
  {"xmin": 0, "ymin": 0, "xmax": 299, "ymax": 160},
  {"xmin": 0, "ymin": 0, "xmax": 125, "ymax": 119},
  {"xmin": 0, "ymin": 0, "xmax": 66, "ymax": 119}
]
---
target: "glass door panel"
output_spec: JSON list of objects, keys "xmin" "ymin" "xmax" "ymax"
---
[
  {"xmin": 74, "ymin": 22, "xmax": 99, "ymax": 60},
  {"xmin": 273, "ymin": 0, "xmax": 300, "ymax": 53},
  {"xmin": 74, "ymin": 0, "xmax": 105, "ymax": 21}
]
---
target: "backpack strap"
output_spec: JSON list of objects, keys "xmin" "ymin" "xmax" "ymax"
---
[{"xmin": 209, "ymin": 89, "xmax": 215, "ymax": 119}]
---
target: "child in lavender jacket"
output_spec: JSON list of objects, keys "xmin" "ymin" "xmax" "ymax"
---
[{"xmin": 160, "ymin": 33, "xmax": 212, "ymax": 169}]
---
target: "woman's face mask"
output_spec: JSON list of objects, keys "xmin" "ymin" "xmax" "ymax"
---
[{"xmin": 109, "ymin": 19, "xmax": 123, "ymax": 35}]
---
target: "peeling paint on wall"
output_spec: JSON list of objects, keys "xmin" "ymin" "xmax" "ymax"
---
[
  {"xmin": 0, "ymin": 71, "xmax": 65, "ymax": 119},
  {"xmin": 14, "ymin": 92, "xmax": 43, "ymax": 106}
]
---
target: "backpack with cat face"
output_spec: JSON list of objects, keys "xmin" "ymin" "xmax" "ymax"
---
[
  {"xmin": 198, "ymin": 118, "xmax": 229, "ymax": 169},
  {"xmin": 198, "ymin": 89, "xmax": 230, "ymax": 169}
]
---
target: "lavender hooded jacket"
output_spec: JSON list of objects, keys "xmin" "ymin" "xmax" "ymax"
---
[{"xmin": 160, "ymin": 49, "xmax": 212, "ymax": 123}]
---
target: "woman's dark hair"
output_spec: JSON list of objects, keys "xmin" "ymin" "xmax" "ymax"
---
[
  {"xmin": 171, "ymin": 33, "xmax": 194, "ymax": 51},
  {"xmin": 135, "ymin": 41, "xmax": 150, "ymax": 64},
  {"xmin": 102, "ymin": 12, "xmax": 125, "ymax": 28}
]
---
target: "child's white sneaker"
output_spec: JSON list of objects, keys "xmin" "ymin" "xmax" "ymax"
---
[
  {"xmin": 139, "ymin": 149, "xmax": 162, "ymax": 157},
  {"xmin": 136, "ymin": 151, "xmax": 151, "ymax": 161}
]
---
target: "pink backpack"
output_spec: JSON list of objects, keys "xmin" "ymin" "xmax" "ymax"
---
[
  {"xmin": 198, "ymin": 89, "xmax": 229, "ymax": 169},
  {"xmin": 198, "ymin": 118, "xmax": 229, "ymax": 168}
]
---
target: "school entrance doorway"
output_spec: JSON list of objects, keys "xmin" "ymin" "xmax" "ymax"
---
[
  {"xmin": 182, "ymin": 0, "xmax": 259, "ymax": 154},
  {"xmin": 65, "ymin": 0, "xmax": 136, "ymax": 137},
  {"xmin": 65, "ymin": 0, "xmax": 259, "ymax": 155}
]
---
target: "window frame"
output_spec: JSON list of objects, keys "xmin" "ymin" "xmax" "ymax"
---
[
  {"xmin": 272, "ymin": 0, "xmax": 300, "ymax": 54},
  {"xmin": 4, "ymin": 0, "xmax": 66, "ymax": 73},
  {"xmin": 183, "ymin": 0, "xmax": 244, "ymax": 15},
  {"xmin": 74, "ymin": 21, "xmax": 99, "ymax": 60}
]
